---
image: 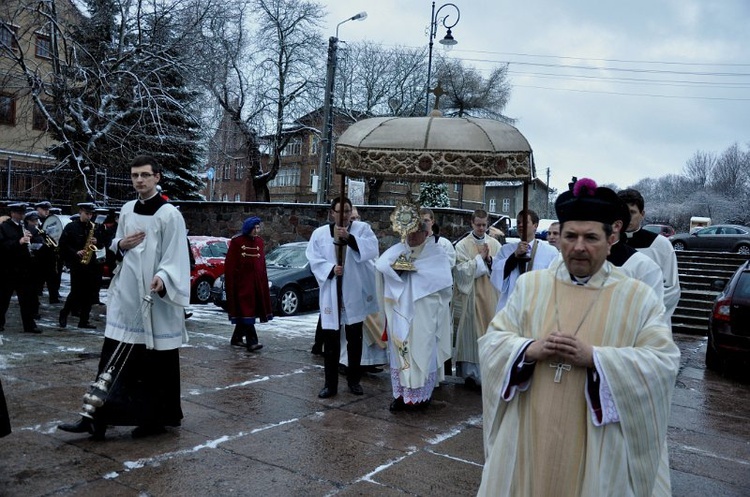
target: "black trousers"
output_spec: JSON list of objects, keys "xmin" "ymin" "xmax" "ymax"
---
[
  {"xmin": 62, "ymin": 266, "xmax": 98, "ymax": 324},
  {"xmin": 0, "ymin": 377, "xmax": 11, "ymax": 438},
  {"xmin": 322, "ymin": 321, "xmax": 363, "ymax": 389},
  {"xmin": 0, "ymin": 274, "xmax": 38, "ymax": 332}
]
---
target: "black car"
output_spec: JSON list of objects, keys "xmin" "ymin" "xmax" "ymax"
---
[
  {"xmin": 707, "ymin": 260, "xmax": 750, "ymax": 372},
  {"xmin": 670, "ymin": 224, "xmax": 750, "ymax": 254},
  {"xmin": 211, "ymin": 241, "xmax": 319, "ymax": 316}
]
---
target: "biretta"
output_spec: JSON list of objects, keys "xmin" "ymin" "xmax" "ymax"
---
[{"xmin": 555, "ymin": 178, "xmax": 621, "ymax": 225}]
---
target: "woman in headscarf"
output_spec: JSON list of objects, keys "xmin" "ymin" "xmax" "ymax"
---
[{"xmin": 224, "ymin": 217, "xmax": 273, "ymax": 351}]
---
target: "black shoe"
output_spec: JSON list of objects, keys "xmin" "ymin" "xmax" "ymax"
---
[
  {"xmin": 184, "ymin": 312, "xmax": 193, "ymax": 319},
  {"xmin": 311, "ymin": 344, "xmax": 323, "ymax": 355},
  {"xmin": 247, "ymin": 343, "xmax": 263, "ymax": 352},
  {"xmin": 78, "ymin": 322, "xmax": 97, "ymax": 330},
  {"xmin": 318, "ymin": 386, "xmax": 337, "ymax": 399},
  {"xmin": 230, "ymin": 338, "xmax": 244, "ymax": 346},
  {"xmin": 348, "ymin": 383, "xmax": 364, "ymax": 395},
  {"xmin": 131, "ymin": 425, "xmax": 166, "ymax": 439},
  {"xmin": 362, "ymin": 365, "xmax": 384, "ymax": 373},
  {"xmin": 24, "ymin": 327, "xmax": 42, "ymax": 334},
  {"xmin": 59, "ymin": 310, "xmax": 68, "ymax": 328},
  {"xmin": 389, "ymin": 397, "xmax": 406, "ymax": 412},
  {"xmin": 58, "ymin": 418, "xmax": 93, "ymax": 434}
]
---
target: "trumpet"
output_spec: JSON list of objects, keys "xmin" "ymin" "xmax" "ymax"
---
[
  {"xmin": 23, "ymin": 228, "xmax": 33, "ymax": 255},
  {"xmin": 37, "ymin": 228, "xmax": 58, "ymax": 248}
]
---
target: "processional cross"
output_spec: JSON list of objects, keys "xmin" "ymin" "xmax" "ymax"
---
[
  {"xmin": 429, "ymin": 82, "xmax": 445, "ymax": 113},
  {"xmin": 550, "ymin": 361, "xmax": 572, "ymax": 383}
]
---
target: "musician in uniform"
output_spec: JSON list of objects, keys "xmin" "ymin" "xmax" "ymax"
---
[
  {"xmin": 24, "ymin": 210, "xmax": 44, "ymax": 319},
  {"xmin": 58, "ymin": 202, "xmax": 103, "ymax": 330},
  {"xmin": 0, "ymin": 203, "xmax": 41, "ymax": 333},
  {"xmin": 35, "ymin": 201, "xmax": 62, "ymax": 303}
]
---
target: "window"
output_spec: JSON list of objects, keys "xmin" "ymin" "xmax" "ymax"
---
[
  {"xmin": 32, "ymin": 103, "xmax": 48, "ymax": 131},
  {"xmin": 221, "ymin": 193, "xmax": 228, "ymax": 201},
  {"xmin": 281, "ymin": 138, "xmax": 302, "ymax": 157},
  {"xmin": 310, "ymin": 136, "xmax": 320, "ymax": 155},
  {"xmin": 35, "ymin": 33, "xmax": 52, "ymax": 59},
  {"xmin": 1, "ymin": 22, "xmax": 19, "ymax": 52},
  {"xmin": 0, "ymin": 94, "xmax": 16, "ymax": 125},
  {"xmin": 502, "ymin": 198, "xmax": 510, "ymax": 213},
  {"xmin": 269, "ymin": 164, "xmax": 301, "ymax": 187},
  {"xmin": 488, "ymin": 198, "xmax": 496, "ymax": 213},
  {"xmin": 222, "ymin": 162, "xmax": 231, "ymax": 181},
  {"xmin": 234, "ymin": 159, "xmax": 244, "ymax": 180},
  {"xmin": 234, "ymin": 193, "xmax": 241, "ymax": 201},
  {"xmin": 454, "ymin": 183, "xmax": 459, "ymax": 193}
]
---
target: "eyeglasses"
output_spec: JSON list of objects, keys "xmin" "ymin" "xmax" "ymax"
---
[
  {"xmin": 333, "ymin": 209, "xmax": 352, "ymax": 214},
  {"xmin": 131, "ymin": 172, "xmax": 155, "ymax": 179}
]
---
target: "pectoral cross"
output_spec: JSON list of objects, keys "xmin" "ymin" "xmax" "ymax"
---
[{"xmin": 550, "ymin": 361, "xmax": 571, "ymax": 383}]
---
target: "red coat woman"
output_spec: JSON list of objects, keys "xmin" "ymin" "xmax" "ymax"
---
[{"xmin": 224, "ymin": 217, "xmax": 273, "ymax": 351}]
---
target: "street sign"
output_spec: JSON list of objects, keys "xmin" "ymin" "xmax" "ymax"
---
[{"xmin": 206, "ymin": 167, "xmax": 214, "ymax": 180}]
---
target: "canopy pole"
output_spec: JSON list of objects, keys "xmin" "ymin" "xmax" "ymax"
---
[
  {"xmin": 518, "ymin": 181, "xmax": 531, "ymax": 274},
  {"xmin": 334, "ymin": 174, "xmax": 348, "ymax": 320}
]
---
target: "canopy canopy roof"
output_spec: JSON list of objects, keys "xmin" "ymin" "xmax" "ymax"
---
[{"xmin": 335, "ymin": 116, "xmax": 533, "ymax": 184}]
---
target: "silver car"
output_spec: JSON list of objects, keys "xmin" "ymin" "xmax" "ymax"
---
[{"xmin": 670, "ymin": 224, "xmax": 750, "ymax": 254}]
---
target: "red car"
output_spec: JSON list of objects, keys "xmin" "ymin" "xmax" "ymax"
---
[
  {"xmin": 189, "ymin": 236, "xmax": 230, "ymax": 304},
  {"xmin": 643, "ymin": 224, "xmax": 676, "ymax": 237}
]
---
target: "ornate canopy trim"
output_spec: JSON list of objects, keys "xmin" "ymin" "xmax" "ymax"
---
[
  {"xmin": 336, "ymin": 146, "xmax": 531, "ymax": 184},
  {"xmin": 334, "ymin": 116, "xmax": 534, "ymax": 184}
]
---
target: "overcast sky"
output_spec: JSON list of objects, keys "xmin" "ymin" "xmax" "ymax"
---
[{"xmin": 323, "ymin": 0, "xmax": 750, "ymax": 194}]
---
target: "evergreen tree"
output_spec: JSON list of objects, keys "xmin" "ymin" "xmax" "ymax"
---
[{"xmin": 418, "ymin": 182, "xmax": 450, "ymax": 208}]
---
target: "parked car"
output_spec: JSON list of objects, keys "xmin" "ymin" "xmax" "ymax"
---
[
  {"xmin": 189, "ymin": 235, "xmax": 230, "ymax": 304},
  {"xmin": 212, "ymin": 241, "xmax": 319, "ymax": 316},
  {"xmin": 707, "ymin": 260, "xmax": 750, "ymax": 371},
  {"xmin": 669, "ymin": 224, "xmax": 750, "ymax": 254},
  {"xmin": 643, "ymin": 224, "xmax": 675, "ymax": 237}
]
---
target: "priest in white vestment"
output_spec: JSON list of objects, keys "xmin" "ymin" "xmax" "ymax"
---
[
  {"xmin": 306, "ymin": 197, "xmax": 379, "ymax": 398},
  {"xmin": 58, "ymin": 155, "xmax": 191, "ymax": 440},
  {"xmin": 452, "ymin": 210, "xmax": 501, "ymax": 386},
  {"xmin": 490, "ymin": 209, "xmax": 558, "ymax": 313},
  {"xmin": 478, "ymin": 179, "xmax": 679, "ymax": 497},
  {"xmin": 377, "ymin": 220, "xmax": 453, "ymax": 411}
]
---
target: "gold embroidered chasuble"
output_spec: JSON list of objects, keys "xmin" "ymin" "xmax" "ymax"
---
[{"xmin": 478, "ymin": 263, "xmax": 679, "ymax": 497}]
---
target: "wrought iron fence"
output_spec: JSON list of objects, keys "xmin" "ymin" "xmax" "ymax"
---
[{"xmin": 1, "ymin": 160, "xmax": 132, "ymax": 208}]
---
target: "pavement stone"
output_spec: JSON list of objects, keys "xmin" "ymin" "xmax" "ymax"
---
[{"xmin": 0, "ymin": 282, "xmax": 749, "ymax": 496}]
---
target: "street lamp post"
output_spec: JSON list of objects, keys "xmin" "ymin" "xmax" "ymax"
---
[
  {"xmin": 425, "ymin": 2, "xmax": 460, "ymax": 115},
  {"xmin": 316, "ymin": 11, "xmax": 367, "ymax": 205}
]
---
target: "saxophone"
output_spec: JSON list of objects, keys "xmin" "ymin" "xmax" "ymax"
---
[{"xmin": 80, "ymin": 221, "xmax": 97, "ymax": 265}]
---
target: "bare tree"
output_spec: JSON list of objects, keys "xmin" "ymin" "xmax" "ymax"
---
[
  {"xmin": 194, "ymin": 0, "xmax": 325, "ymax": 201},
  {"xmin": 335, "ymin": 42, "xmax": 427, "ymax": 118},
  {"xmin": 434, "ymin": 58, "xmax": 514, "ymax": 122},
  {"xmin": 683, "ymin": 150, "xmax": 716, "ymax": 189},
  {"xmin": 710, "ymin": 142, "xmax": 748, "ymax": 196}
]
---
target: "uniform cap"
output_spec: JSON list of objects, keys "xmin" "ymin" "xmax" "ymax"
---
[
  {"xmin": 35, "ymin": 201, "xmax": 52, "ymax": 209},
  {"xmin": 77, "ymin": 202, "xmax": 96, "ymax": 212}
]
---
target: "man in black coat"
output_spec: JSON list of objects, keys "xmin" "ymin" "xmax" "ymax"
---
[
  {"xmin": 58, "ymin": 203, "xmax": 103, "ymax": 329},
  {"xmin": 0, "ymin": 203, "xmax": 41, "ymax": 333}
]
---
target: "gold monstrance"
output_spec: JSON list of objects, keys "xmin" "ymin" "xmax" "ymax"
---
[{"xmin": 390, "ymin": 201, "xmax": 421, "ymax": 272}]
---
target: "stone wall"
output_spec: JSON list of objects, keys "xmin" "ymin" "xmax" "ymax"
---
[{"xmin": 174, "ymin": 201, "xmax": 509, "ymax": 252}]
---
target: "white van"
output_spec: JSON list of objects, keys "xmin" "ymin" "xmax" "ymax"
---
[{"xmin": 689, "ymin": 216, "xmax": 711, "ymax": 233}]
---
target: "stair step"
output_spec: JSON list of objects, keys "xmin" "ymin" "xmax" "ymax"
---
[
  {"xmin": 672, "ymin": 313, "xmax": 709, "ymax": 327},
  {"xmin": 672, "ymin": 322, "xmax": 707, "ymax": 335}
]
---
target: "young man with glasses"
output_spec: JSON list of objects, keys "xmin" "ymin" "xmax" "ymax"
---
[
  {"xmin": 306, "ymin": 197, "xmax": 379, "ymax": 399},
  {"xmin": 58, "ymin": 155, "xmax": 191, "ymax": 440}
]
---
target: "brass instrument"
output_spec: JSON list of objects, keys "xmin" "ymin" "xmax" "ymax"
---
[
  {"xmin": 37, "ymin": 228, "xmax": 58, "ymax": 248},
  {"xmin": 80, "ymin": 221, "xmax": 98, "ymax": 265}
]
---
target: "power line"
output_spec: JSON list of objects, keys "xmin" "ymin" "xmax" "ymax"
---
[{"xmin": 512, "ymin": 84, "xmax": 750, "ymax": 101}]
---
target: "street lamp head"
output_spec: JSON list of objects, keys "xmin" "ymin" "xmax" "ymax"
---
[
  {"xmin": 351, "ymin": 11, "xmax": 367, "ymax": 21},
  {"xmin": 439, "ymin": 28, "xmax": 457, "ymax": 46}
]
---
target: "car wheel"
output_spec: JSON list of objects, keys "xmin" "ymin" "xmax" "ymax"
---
[
  {"xmin": 705, "ymin": 335, "xmax": 722, "ymax": 372},
  {"xmin": 736, "ymin": 244, "xmax": 750, "ymax": 255},
  {"xmin": 192, "ymin": 277, "xmax": 214, "ymax": 304},
  {"xmin": 278, "ymin": 286, "xmax": 300, "ymax": 316},
  {"xmin": 673, "ymin": 241, "xmax": 686, "ymax": 251}
]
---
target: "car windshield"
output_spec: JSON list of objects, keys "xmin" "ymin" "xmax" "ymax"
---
[
  {"xmin": 644, "ymin": 225, "xmax": 661, "ymax": 234},
  {"xmin": 266, "ymin": 246, "xmax": 308, "ymax": 268}
]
